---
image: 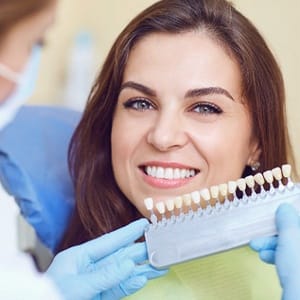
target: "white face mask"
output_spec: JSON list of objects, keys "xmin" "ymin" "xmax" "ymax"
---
[{"xmin": 0, "ymin": 46, "xmax": 41, "ymax": 130}]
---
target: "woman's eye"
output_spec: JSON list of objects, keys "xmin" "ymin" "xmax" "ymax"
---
[
  {"xmin": 123, "ymin": 98, "xmax": 155, "ymax": 111},
  {"xmin": 191, "ymin": 102, "xmax": 222, "ymax": 114}
]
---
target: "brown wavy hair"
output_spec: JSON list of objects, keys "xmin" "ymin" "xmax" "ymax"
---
[{"xmin": 57, "ymin": 0, "xmax": 295, "ymax": 252}]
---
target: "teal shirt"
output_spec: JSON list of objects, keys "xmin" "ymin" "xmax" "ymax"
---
[{"xmin": 126, "ymin": 247, "xmax": 281, "ymax": 300}]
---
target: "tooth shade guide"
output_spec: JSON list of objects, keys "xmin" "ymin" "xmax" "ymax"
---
[
  {"xmin": 145, "ymin": 165, "xmax": 298, "ymax": 269},
  {"xmin": 144, "ymin": 165, "xmax": 294, "ymax": 224}
]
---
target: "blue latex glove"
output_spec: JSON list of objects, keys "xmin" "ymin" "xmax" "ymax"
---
[
  {"xmin": 250, "ymin": 203, "xmax": 300, "ymax": 300},
  {"xmin": 46, "ymin": 218, "xmax": 167, "ymax": 300}
]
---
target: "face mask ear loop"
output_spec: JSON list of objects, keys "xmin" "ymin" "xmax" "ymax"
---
[{"xmin": 0, "ymin": 63, "xmax": 21, "ymax": 84}]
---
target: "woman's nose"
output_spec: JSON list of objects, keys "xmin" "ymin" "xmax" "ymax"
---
[{"xmin": 146, "ymin": 114, "xmax": 188, "ymax": 151}]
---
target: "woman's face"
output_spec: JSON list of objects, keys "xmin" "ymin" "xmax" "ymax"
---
[
  {"xmin": 111, "ymin": 31, "xmax": 260, "ymax": 217},
  {"xmin": 0, "ymin": 0, "xmax": 57, "ymax": 102}
]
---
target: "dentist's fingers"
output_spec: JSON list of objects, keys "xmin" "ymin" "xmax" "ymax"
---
[
  {"xmin": 276, "ymin": 203, "xmax": 300, "ymax": 233},
  {"xmin": 258, "ymin": 250, "xmax": 275, "ymax": 264},
  {"xmin": 83, "ymin": 219, "xmax": 149, "ymax": 261},
  {"xmin": 92, "ymin": 242, "xmax": 148, "ymax": 271},
  {"xmin": 250, "ymin": 236, "xmax": 278, "ymax": 252}
]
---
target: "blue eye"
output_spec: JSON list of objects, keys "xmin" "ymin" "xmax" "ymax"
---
[
  {"xmin": 191, "ymin": 102, "xmax": 222, "ymax": 114},
  {"xmin": 123, "ymin": 98, "xmax": 155, "ymax": 111}
]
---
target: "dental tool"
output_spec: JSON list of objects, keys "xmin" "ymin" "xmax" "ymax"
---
[{"xmin": 144, "ymin": 164, "xmax": 300, "ymax": 269}]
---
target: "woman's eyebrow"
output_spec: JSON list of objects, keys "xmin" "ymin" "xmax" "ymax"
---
[
  {"xmin": 120, "ymin": 81, "xmax": 157, "ymax": 97},
  {"xmin": 186, "ymin": 87, "xmax": 235, "ymax": 101},
  {"xmin": 120, "ymin": 82, "xmax": 235, "ymax": 101}
]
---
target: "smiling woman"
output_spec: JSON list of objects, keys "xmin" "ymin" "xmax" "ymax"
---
[
  {"xmin": 112, "ymin": 31, "xmax": 258, "ymax": 216},
  {"xmin": 58, "ymin": 0, "xmax": 295, "ymax": 299}
]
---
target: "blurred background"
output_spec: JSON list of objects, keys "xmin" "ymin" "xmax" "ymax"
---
[{"xmin": 30, "ymin": 0, "xmax": 300, "ymax": 170}]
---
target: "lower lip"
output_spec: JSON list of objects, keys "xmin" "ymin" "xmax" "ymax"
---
[{"xmin": 141, "ymin": 170, "xmax": 195, "ymax": 189}]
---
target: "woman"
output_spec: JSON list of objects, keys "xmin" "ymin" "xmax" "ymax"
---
[
  {"xmin": 59, "ymin": 0, "xmax": 296, "ymax": 299},
  {"xmin": 0, "ymin": 1, "xmax": 164, "ymax": 299}
]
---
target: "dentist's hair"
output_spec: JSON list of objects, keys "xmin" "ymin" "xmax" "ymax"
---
[
  {"xmin": 58, "ymin": 0, "xmax": 295, "ymax": 251},
  {"xmin": 0, "ymin": 0, "xmax": 54, "ymax": 39}
]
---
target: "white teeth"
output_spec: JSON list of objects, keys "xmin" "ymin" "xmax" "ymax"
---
[
  {"xmin": 263, "ymin": 170, "xmax": 274, "ymax": 183},
  {"xmin": 164, "ymin": 168, "xmax": 173, "ymax": 179},
  {"xmin": 144, "ymin": 197, "xmax": 154, "ymax": 210},
  {"xmin": 144, "ymin": 166, "xmax": 198, "ymax": 180},
  {"xmin": 150, "ymin": 166, "xmax": 156, "ymax": 177},
  {"xmin": 282, "ymin": 164, "xmax": 291, "ymax": 178},
  {"xmin": 146, "ymin": 166, "xmax": 152, "ymax": 176},
  {"xmin": 191, "ymin": 191, "xmax": 200, "ymax": 204},
  {"xmin": 174, "ymin": 168, "xmax": 181, "ymax": 179},
  {"xmin": 157, "ymin": 167, "xmax": 164, "ymax": 179},
  {"xmin": 166, "ymin": 199, "xmax": 175, "ymax": 211},
  {"xmin": 237, "ymin": 178, "xmax": 246, "ymax": 191},
  {"xmin": 254, "ymin": 173, "xmax": 265, "ymax": 185},
  {"xmin": 272, "ymin": 167, "xmax": 282, "ymax": 181},
  {"xmin": 245, "ymin": 175, "xmax": 255, "ymax": 188},
  {"xmin": 180, "ymin": 169, "xmax": 187, "ymax": 178},
  {"xmin": 156, "ymin": 202, "xmax": 165, "ymax": 214}
]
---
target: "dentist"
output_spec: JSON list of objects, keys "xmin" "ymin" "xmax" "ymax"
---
[{"xmin": 0, "ymin": 1, "xmax": 164, "ymax": 299}]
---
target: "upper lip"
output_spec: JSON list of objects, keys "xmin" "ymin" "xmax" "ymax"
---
[{"xmin": 139, "ymin": 161, "xmax": 199, "ymax": 170}]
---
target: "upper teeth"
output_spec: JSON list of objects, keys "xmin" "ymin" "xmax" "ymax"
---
[{"xmin": 145, "ymin": 166, "xmax": 196, "ymax": 179}]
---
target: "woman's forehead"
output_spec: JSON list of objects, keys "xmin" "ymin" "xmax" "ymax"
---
[{"xmin": 123, "ymin": 31, "xmax": 243, "ymax": 101}]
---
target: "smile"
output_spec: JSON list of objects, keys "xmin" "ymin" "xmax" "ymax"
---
[{"xmin": 143, "ymin": 166, "xmax": 199, "ymax": 180}]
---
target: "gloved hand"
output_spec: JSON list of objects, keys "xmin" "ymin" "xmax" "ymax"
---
[
  {"xmin": 250, "ymin": 203, "xmax": 300, "ymax": 300},
  {"xmin": 46, "ymin": 218, "xmax": 167, "ymax": 300}
]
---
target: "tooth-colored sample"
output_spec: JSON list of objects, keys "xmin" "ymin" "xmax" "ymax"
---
[
  {"xmin": 272, "ymin": 167, "xmax": 282, "ymax": 181},
  {"xmin": 254, "ymin": 173, "xmax": 265, "ymax": 185},
  {"xmin": 183, "ymin": 193, "xmax": 192, "ymax": 206},
  {"xmin": 237, "ymin": 178, "xmax": 246, "ymax": 191},
  {"xmin": 210, "ymin": 185, "xmax": 219, "ymax": 198},
  {"xmin": 174, "ymin": 196, "xmax": 183, "ymax": 209},
  {"xmin": 166, "ymin": 199, "xmax": 175, "ymax": 211},
  {"xmin": 228, "ymin": 181, "xmax": 237, "ymax": 194},
  {"xmin": 245, "ymin": 175, "xmax": 255, "ymax": 188},
  {"xmin": 144, "ymin": 197, "xmax": 154, "ymax": 210},
  {"xmin": 191, "ymin": 191, "xmax": 200, "ymax": 204},
  {"xmin": 219, "ymin": 183, "xmax": 228, "ymax": 196},
  {"xmin": 263, "ymin": 170, "xmax": 274, "ymax": 183},
  {"xmin": 156, "ymin": 201, "xmax": 165, "ymax": 214},
  {"xmin": 282, "ymin": 164, "xmax": 291, "ymax": 178},
  {"xmin": 200, "ymin": 188, "xmax": 210, "ymax": 201}
]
